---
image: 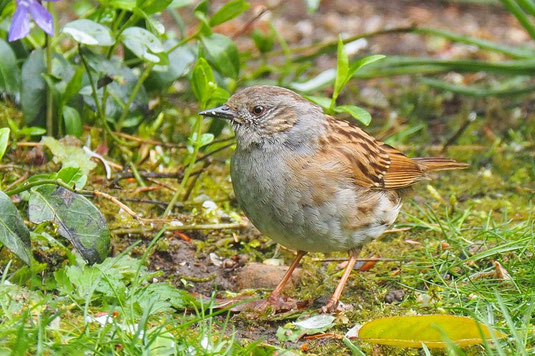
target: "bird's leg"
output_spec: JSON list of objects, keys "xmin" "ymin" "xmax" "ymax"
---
[
  {"xmin": 322, "ymin": 248, "xmax": 362, "ymax": 313},
  {"xmin": 258, "ymin": 250, "xmax": 307, "ymax": 310}
]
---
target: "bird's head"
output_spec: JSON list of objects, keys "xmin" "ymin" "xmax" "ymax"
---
[{"xmin": 199, "ymin": 85, "xmax": 324, "ymax": 150}]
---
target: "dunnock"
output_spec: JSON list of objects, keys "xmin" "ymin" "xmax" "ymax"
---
[{"xmin": 200, "ymin": 85, "xmax": 467, "ymax": 312}]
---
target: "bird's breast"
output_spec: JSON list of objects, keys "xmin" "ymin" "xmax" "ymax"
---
[{"xmin": 230, "ymin": 148, "xmax": 401, "ymax": 252}]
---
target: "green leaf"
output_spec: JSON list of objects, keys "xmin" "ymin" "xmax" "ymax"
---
[
  {"xmin": 56, "ymin": 167, "xmax": 87, "ymax": 189},
  {"xmin": 0, "ymin": 39, "xmax": 21, "ymax": 98},
  {"xmin": 19, "ymin": 126, "xmax": 46, "ymax": 136},
  {"xmin": 0, "ymin": 127, "xmax": 9, "ymax": 161},
  {"xmin": 209, "ymin": 0, "xmax": 250, "ymax": 27},
  {"xmin": 62, "ymin": 106, "xmax": 83, "ymax": 137},
  {"xmin": 0, "ymin": 191, "xmax": 32, "ymax": 265},
  {"xmin": 335, "ymin": 105, "xmax": 372, "ymax": 126},
  {"xmin": 276, "ymin": 315, "xmax": 335, "ymax": 342},
  {"xmin": 21, "ymin": 50, "xmax": 46, "ymax": 124},
  {"xmin": 28, "ymin": 185, "xmax": 110, "ymax": 264},
  {"xmin": 62, "ymin": 19, "xmax": 115, "ymax": 46},
  {"xmin": 358, "ymin": 315, "xmax": 507, "ymax": 349},
  {"xmin": 332, "ymin": 35, "xmax": 349, "ymax": 109},
  {"xmin": 120, "ymin": 27, "xmax": 168, "ymax": 64},
  {"xmin": 348, "ymin": 54, "xmax": 385, "ymax": 78},
  {"xmin": 145, "ymin": 41, "xmax": 196, "ymax": 90},
  {"xmin": 199, "ymin": 133, "xmax": 214, "ymax": 147},
  {"xmin": 191, "ymin": 57, "xmax": 214, "ymax": 104},
  {"xmin": 304, "ymin": 95, "xmax": 332, "ymax": 109},
  {"xmin": 128, "ymin": 283, "xmax": 193, "ymax": 314},
  {"xmin": 41, "ymin": 136, "xmax": 96, "ymax": 175},
  {"xmin": 63, "ymin": 66, "xmax": 84, "ymax": 104},
  {"xmin": 200, "ymin": 33, "xmax": 240, "ymax": 79},
  {"xmin": 139, "ymin": 0, "xmax": 172, "ymax": 14},
  {"xmin": 252, "ymin": 28, "xmax": 274, "ymax": 53},
  {"xmin": 109, "ymin": 0, "xmax": 135, "ymax": 10}
]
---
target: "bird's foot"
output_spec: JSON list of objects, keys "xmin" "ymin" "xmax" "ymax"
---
[
  {"xmin": 321, "ymin": 299, "xmax": 339, "ymax": 314},
  {"xmin": 320, "ymin": 300, "xmax": 353, "ymax": 314}
]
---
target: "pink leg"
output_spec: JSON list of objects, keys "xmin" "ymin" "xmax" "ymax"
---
[{"xmin": 322, "ymin": 248, "xmax": 361, "ymax": 313}]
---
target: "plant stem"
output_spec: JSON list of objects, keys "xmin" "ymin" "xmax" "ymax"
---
[
  {"xmin": 5, "ymin": 178, "xmax": 86, "ymax": 196},
  {"xmin": 116, "ymin": 63, "xmax": 154, "ymax": 131},
  {"xmin": 162, "ymin": 115, "xmax": 203, "ymax": 217},
  {"xmin": 165, "ymin": 31, "xmax": 199, "ymax": 54},
  {"xmin": 45, "ymin": 22, "xmax": 54, "ymax": 136},
  {"xmin": 78, "ymin": 46, "xmax": 135, "ymax": 147}
]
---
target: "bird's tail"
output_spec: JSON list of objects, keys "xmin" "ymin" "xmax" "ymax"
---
[{"xmin": 413, "ymin": 157, "xmax": 469, "ymax": 172}]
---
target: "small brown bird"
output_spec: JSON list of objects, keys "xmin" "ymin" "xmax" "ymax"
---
[{"xmin": 200, "ymin": 85, "xmax": 467, "ymax": 312}]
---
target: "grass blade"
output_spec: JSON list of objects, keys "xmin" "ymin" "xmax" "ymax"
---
[{"xmin": 500, "ymin": 0, "xmax": 535, "ymax": 39}]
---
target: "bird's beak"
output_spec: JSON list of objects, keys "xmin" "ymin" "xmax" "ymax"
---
[{"xmin": 198, "ymin": 105, "xmax": 236, "ymax": 121}]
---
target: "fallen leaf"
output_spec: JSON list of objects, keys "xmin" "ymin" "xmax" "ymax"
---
[{"xmin": 358, "ymin": 314, "xmax": 506, "ymax": 348}]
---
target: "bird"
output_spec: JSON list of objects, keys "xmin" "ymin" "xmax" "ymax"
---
[{"xmin": 199, "ymin": 85, "xmax": 468, "ymax": 313}]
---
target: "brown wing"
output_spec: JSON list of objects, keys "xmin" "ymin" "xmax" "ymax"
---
[{"xmin": 321, "ymin": 117, "xmax": 426, "ymax": 189}]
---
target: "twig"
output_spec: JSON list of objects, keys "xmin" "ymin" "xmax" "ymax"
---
[
  {"xmin": 310, "ymin": 257, "xmax": 408, "ymax": 262},
  {"xmin": 4, "ymin": 172, "xmax": 29, "ymax": 192},
  {"xmin": 384, "ymin": 227, "xmax": 411, "ymax": 233},
  {"xmin": 145, "ymin": 178, "xmax": 178, "ymax": 192},
  {"xmin": 92, "ymin": 190, "xmax": 144, "ymax": 223},
  {"xmin": 113, "ymin": 222, "xmax": 247, "ymax": 235},
  {"xmin": 197, "ymin": 142, "xmax": 235, "ymax": 162},
  {"xmin": 83, "ymin": 125, "xmax": 185, "ymax": 148},
  {"xmin": 231, "ymin": 5, "xmax": 270, "ymax": 39},
  {"xmin": 123, "ymin": 197, "xmax": 183, "ymax": 208},
  {"xmin": 441, "ymin": 113, "xmax": 477, "ymax": 153},
  {"xmin": 183, "ymin": 160, "xmax": 210, "ymax": 201}
]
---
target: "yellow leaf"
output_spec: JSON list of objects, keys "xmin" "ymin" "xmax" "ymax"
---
[{"xmin": 358, "ymin": 315, "xmax": 507, "ymax": 349}]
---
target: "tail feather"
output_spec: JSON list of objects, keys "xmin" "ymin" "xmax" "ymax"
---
[{"xmin": 413, "ymin": 157, "xmax": 469, "ymax": 172}]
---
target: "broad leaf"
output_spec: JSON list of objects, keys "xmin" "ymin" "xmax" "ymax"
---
[
  {"xmin": 62, "ymin": 106, "xmax": 83, "ymax": 137},
  {"xmin": 0, "ymin": 127, "xmax": 9, "ymax": 161},
  {"xmin": 0, "ymin": 39, "xmax": 21, "ymax": 98},
  {"xmin": 29, "ymin": 185, "xmax": 110, "ymax": 264},
  {"xmin": 19, "ymin": 126, "xmax": 46, "ymax": 136},
  {"xmin": 333, "ymin": 35, "xmax": 349, "ymax": 104},
  {"xmin": 191, "ymin": 57, "xmax": 214, "ymax": 105},
  {"xmin": 348, "ymin": 54, "xmax": 385, "ymax": 78},
  {"xmin": 0, "ymin": 191, "xmax": 32, "ymax": 265},
  {"xmin": 200, "ymin": 33, "xmax": 240, "ymax": 79},
  {"xmin": 209, "ymin": 0, "xmax": 250, "ymax": 27},
  {"xmin": 358, "ymin": 315, "xmax": 507, "ymax": 348},
  {"xmin": 146, "ymin": 42, "xmax": 196, "ymax": 90},
  {"xmin": 41, "ymin": 136, "xmax": 96, "ymax": 175},
  {"xmin": 109, "ymin": 0, "xmax": 135, "ymax": 10},
  {"xmin": 335, "ymin": 105, "xmax": 372, "ymax": 125},
  {"xmin": 277, "ymin": 315, "xmax": 335, "ymax": 342},
  {"xmin": 62, "ymin": 19, "xmax": 114, "ymax": 46},
  {"xmin": 21, "ymin": 50, "xmax": 46, "ymax": 124},
  {"xmin": 120, "ymin": 27, "xmax": 168, "ymax": 64},
  {"xmin": 56, "ymin": 166, "xmax": 87, "ymax": 189},
  {"xmin": 63, "ymin": 66, "xmax": 84, "ymax": 104},
  {"xmin": 139, "ymin": 0, "xmax": 173, "ymax": 14}
]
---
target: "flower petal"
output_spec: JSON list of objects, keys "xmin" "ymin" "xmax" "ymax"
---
[
  {"xmin": 27, "ymin": 1, "xmax": 54, "ymax": 36},
  {"xmin": 8, "ymin": 5, "xmax": 30, "ymax": 41}
]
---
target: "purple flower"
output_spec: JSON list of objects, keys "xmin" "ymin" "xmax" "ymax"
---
[{"xmin": 8, "ymin": 0, "xmax": 60, "ymax": 42}]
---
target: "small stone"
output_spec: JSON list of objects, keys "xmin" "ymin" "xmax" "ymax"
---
[
  {"xmin": 385, "ymin": 289, "xmax": 405, "ymax": 303},
  {"xmin": 235, "ymin": 262, "xmax": 302, "ymax": 290}
]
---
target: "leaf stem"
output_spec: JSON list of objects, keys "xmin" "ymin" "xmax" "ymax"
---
[
  {"xmin": 45, "ymin": 17, "xmax": 54, "ymax": 136},
  {"xmin": 5, "ymin": 179, "xmax": 82, "ymax": 196},
  {"xmin": 78, "ymin": 45, "xmax": 135, "ymax": 147},
  {"xmin": 116, "ymin": 63, "xmax": 154, "ymax": 131}
]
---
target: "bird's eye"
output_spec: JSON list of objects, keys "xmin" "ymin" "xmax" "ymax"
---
[{"xmin": 252, "ymin": 105, "xmax": 264, "ymax": 115}]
